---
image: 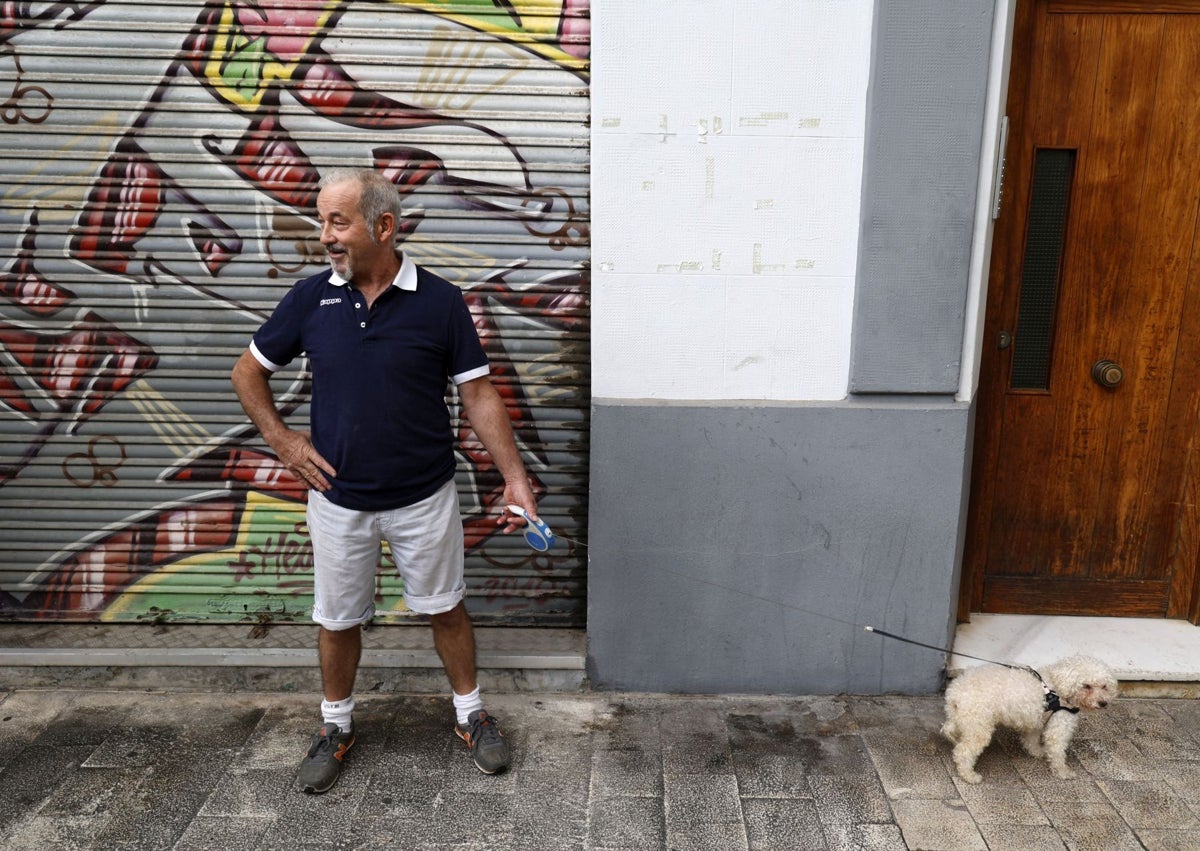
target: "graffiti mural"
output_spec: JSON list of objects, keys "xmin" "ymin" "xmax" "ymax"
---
[{"xmin": 0, "ymin": 0, "xmax": 590, "ymax": 625}]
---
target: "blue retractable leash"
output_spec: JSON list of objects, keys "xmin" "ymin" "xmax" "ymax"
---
[{"xmin": 506, "ymin": 504, "xmax": 586, "ymax": 552}]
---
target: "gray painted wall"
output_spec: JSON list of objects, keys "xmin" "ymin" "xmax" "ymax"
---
[
  {"xmin": 585, "ymin": 1, "xmax": 995, "ymax": 694},
  {"xmin": 850, "ymin": 0, "xmax": 995, "ymax": 393},
  {"xmin": 586, "ymin": 400, "xmax": 971, "ymax": 694}
]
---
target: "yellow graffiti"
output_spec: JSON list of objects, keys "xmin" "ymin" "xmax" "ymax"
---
[
  {"xmin": 127, "ymin": 380, "xmax": 212, "ymax": 458},
  {"xmin": 404, "ymin": 0, "xmax": 586, "ymax": 71},
  {"xmin": 403, "ymin": 234, "xmax": 501, "ymax": 284},
  {"xmin": 202, "ymin": 0, "xmax": 340, "ymax": 110}
]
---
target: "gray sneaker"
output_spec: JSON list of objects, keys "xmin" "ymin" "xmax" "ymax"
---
[
  {"xmin": 297, "ymin": 721, "xmax": 355, "ymax": 794},
  {"xmin": 454, "ymin": 709, "xmax": 510, "ymax": 774}
]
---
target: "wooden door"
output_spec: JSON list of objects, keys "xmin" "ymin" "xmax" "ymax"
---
[{"xmin": 962, "ymin": 0, "xmax": 1200, "ymax": 621}]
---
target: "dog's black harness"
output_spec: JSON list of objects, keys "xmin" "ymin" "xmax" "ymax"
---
[
  {"xmin": 1043, "ymin": 689, "xmax": 1079, "ymax": 714},
  {"xmin": 1023, "ymin": 666, "xmax": 1080, "ymax": 714}
]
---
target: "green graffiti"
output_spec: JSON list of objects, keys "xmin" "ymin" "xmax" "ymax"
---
[
  {"xmin": 102, "ymin": 494, "xmax": 409, "ymax": 623},
  {"xmin": 220, "ymin": 33, "xmax": 267, "ymax": 101}
]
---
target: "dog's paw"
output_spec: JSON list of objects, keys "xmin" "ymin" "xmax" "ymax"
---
[
  {"xmin": 958, "ymin": 770, "xmax": 983, "ymax": 784},
  {"xmin": 1050, "ymin": 766, "xmax": 1076, "ymax": 780}
]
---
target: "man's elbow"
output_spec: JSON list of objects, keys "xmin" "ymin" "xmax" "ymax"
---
[{"xmin": 231, "ymin": 350, "xmax": 265, "ymax": 389}]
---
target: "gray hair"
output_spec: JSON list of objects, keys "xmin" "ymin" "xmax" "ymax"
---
[{"xmin": 319, "ymin": 167, "xmax": 403, "ymax": 244}]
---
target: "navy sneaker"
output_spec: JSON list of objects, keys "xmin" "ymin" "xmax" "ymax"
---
[
  {"xmin": 297, "ymin": 721, "xmax": 355, "ymax": 794},
  {"xmin": 454, "ymin": 709, "xmax": 510, "ymax": 774}
]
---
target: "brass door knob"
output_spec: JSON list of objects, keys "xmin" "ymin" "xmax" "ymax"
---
[{"xmin": 1092, "ymin": 360, "xmax": 1124, "ymax": 389}]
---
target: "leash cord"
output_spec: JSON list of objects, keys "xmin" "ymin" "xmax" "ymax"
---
[{"xmin": 862, "ymin": 626, "xmax": 1025, "ymax": 670}]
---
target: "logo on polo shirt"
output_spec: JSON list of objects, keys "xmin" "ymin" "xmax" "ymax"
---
[{"xmin": 319, "ymin": 297, "xmax": 342, "ymax": 306}]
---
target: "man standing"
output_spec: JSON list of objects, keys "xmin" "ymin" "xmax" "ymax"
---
[{"xmin": 231, "ymin": 167, "xmax": 538, "ymax": 793}]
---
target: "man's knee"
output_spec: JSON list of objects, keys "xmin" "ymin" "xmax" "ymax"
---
[{"xmin": 429, "ymin": 601, "xmax": 470, "ymax": 628}]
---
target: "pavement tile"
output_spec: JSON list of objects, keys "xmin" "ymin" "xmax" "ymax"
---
[
  {"xmin": 1136, "ymin": 828, "xmax": 1200, "ymax": 850},
  {"xmin": 90, "ymin": 759, "xmax": 232, "ymax": 851},
  {"xmin": 344, "ymin": 808, "xmax": 432, "ymax": 851},
  {"xmin": 511, "ymin": 781, "xmax": 589, "ymax": 850},
  {"xmin": 0, "ymin": 691, "xmax": 80, "ymax": 763},
  {"xmin": 861, "ymin": 723, "xmax": 947, "ymax": 759},
  {"xmin": 588, "ymin": 795, "xmax": 664, "ymax": 849},
  {"xmin": 238, "ymin": 707, "xmax": 323, "ymax": 770},
  {"xmin": 82, "ymin": 725, "xmax": 194, "ymax": 769},
  {"xmin": 798, "ymin": 733, "xmax": 876, "ymax": 777},
  {"xmin": 361, "ymin": 764, "xmax": 450, "ymax": 811},
  {"xmin": 0, "ymin": 744, "xmax": 99, "ymax": 834},
  {"xmin": 1097, "ymin": 779, "xmax": 1200, "ymax": 831},
  {"xmin": 513, "ymin": 763, "xmax": 591, "ymax": 799},
  {"xmin": 37, "ymin": 765, "xmax": 140, "ymax": 817},
  {"xmin": 1071, "ymin": 736, "xmax": 1161, "ymax": 782},
  {"xmin": 667, "ymin": 821, "xmax": 749, "ymax": 851},
  {"xmin": 590, "ymin": 746, "xmax": 663, "ymax": 798},
  {"xmin": 377, "ymin": 722, "xmax": 458, "ymax": 773},
  {"xmin": 974, "ymin": 823, "xmax": 1066, "ymax": 850},
  {"xmin": 174, "ymin": 815, "xmax": 275, "ymax": 851},
  {"xmin": 731, "ymin": 751, "xmax": 809, "ymax": 799},
  {"xmin": 741, "ymin": 797, "xmax": 827, "ymax": 850},
  {"xmin": 723, "ymin": 697, "xmax": 857, "ymax": 740},
  {"xmin": 1116, "ymin": 711, "xmax": 1200, "ymax": 762},
  {"xmin": 822, "ymin": 822, "xmax": 907, "ymax": 851},
  {"xmin": 891, "ymin": 798, "xmax": 987, "ymax": 851},
  {"xmin": 515, "ymin": 723, "xmax": 595, "ymax": 774},
  {"xmin": 1159, "ymin": 698, "xmax": 1200, "ymax": 746},
  {"xmin": 375, "ymin": 789, "xmax": 518, "ymax": 850},
  {"xmin": 848, "ymin": 696, "xmax": 942, "ymax": 731},
  {"xmin": 29, "ymin": 707, "xmax": 112, "ymax": 747},
  {"xmin": 0, "ymin": 689, "xmax": 1196, "ymax": 850},
  {"xmin": 200, "ymin": 767, "xmax": 303, "ymax": 817},
  {"xmin": 1158, "ymin": 760, "xmax": 1200, "ymax": 805},
  {"xmin": 590, "ymin": 700, "xmax": 662, "ymax": 752},
  {"xmin": 442, "ymin": 757, "xmax": 520, "ymax": 794},
  {"xmin": 867, "ymin": 748, "xmax": 958, "ymax": 800},
  {"xmin": 1040, "ymin": 799, "xmax": 1146, "ymax": 851},
  {"xmin": 663, "ymin": 773, "xmax": 744, "ymax": 825},
  {"xmin": 243, "ymin": 771, "xmax": 368, "ymax": 850},
  {"xmin": 662, "ymin": 709, "xmax": 732, "ymax": 775},
  {"xmin": 0, "ymin": 814, "xmax": 105, "ymax": 851},
  {"xmin": 808, "ymin": 774, "xmax": 893, "ymax": 825},
  {"xmin": 725, "ymin": 710, "xmax": 801, "ymax": 754},
  {"xmin": 1004, "ymin": 746, "xmax": 1104, "ymax": 797},
  {"xmin": 955, "ymin": 781, "xmax": 1050, "ymax": 826}
]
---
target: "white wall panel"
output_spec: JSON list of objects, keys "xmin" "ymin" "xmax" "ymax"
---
[{"xmin": 593, "ymin": 0, "xmax": 872, "ymax": 402}]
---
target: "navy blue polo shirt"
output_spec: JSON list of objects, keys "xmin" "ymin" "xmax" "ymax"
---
[{"xmin": 249, "ymin": 255, "xmax": 490, "ymax": 511}]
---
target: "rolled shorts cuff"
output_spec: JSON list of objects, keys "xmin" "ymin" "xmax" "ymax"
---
[
  {"xmin": 312, "ymin": 603, "xmax": 376, "ymax": 631},
  {"xmin": 404, "ymin": 582, "xmax": 465, "ymax": 616}
]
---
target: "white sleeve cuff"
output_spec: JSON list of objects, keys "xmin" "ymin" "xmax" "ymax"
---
[
  {"xmin": 452, "ymin": 364, "xmax": 491, "ymax": 385},
  {"xmin": 249, "ymin": 340, "xmax": 286, "ymax": 373}
]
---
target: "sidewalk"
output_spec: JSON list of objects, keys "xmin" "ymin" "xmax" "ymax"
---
[{"xmin": 1, "ymin": 686, "xmax": 1198, "ymax": 850}]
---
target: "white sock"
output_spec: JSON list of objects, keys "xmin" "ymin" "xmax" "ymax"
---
[
  {"xmin": 321, "ymin": 696, "xmax": 355, "ymax": 732},
  {"xmin": 453, "ymin": 687, "xmax": 483, "ymax": 726}
]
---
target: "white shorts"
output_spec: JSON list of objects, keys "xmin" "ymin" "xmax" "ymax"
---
[{"xmin": 306, "ymin": 479, "xmax": 465, "ymax": 629}]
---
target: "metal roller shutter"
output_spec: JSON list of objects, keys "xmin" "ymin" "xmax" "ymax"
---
[{"xmin": 0, "ymin": 0, "xmax": 590, "ymax": 626}]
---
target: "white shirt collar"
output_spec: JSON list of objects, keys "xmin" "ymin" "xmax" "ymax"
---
[{"xmin": 328, "ymin": 252, "xmax": 417, "ymax": 292}]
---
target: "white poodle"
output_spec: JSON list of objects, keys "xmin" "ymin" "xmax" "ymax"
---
[{"xmin": 941, "ymin": 655, "xmax": 1117, "ymax": 784}]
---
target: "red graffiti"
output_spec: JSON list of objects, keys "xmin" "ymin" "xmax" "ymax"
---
[
  {"xmin": 200, "ymin": 114, "xmax": 320, "ymax": 211},
  {"xmin": 165, "ymin": 445, "xmax": 306, "ymax": 501},
  {"xmin": 0, "ymin": 210, "xmax": 76, "ymax": 317},
  {"xmin": 70, "ymin": 138, "xmax": 242, "ymax": 276},
  {"xmin": 25, "ymin": 498, "xmax": 240, "ymax": 618},
  {"xmin": 0, "ymin": 311, "xmax": 157, "ymax": 431}
]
